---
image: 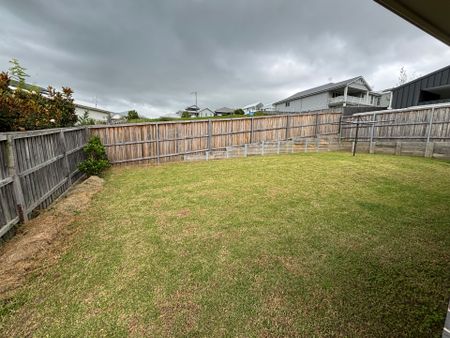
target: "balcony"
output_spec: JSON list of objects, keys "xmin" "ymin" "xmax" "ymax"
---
[{"xmin": 328, "ymin": 95, "xmax": 372, "ymax": 106}]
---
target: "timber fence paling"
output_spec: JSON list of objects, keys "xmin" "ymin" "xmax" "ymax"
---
[
  {"xmin": 0, "ymin": 127, "xmax": 88, "ymax": 238},
  {"xmin": 340, "ymin": 104, "xmax": 450, "ymax": 158},
  {"xmin": 89, "ymin": 111, "xmax": 343, "ymax": 165}
]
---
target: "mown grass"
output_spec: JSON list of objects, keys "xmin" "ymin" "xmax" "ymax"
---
[{"xmin": 1, "ymin": 153, "xmax": 450, "ymax": 337}]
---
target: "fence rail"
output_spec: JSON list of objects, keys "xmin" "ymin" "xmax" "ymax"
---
[
  {"xmin": 2, "ymin": 104, "xmax": 450, "ymax": 239},
  {"xmin": 340, "ymin": 104, "xmax": 450, "ymax": 158},
  {"xmin": 89, "ymin": 111, "xmax": 342, "ymax": 165},
  {"xmin": 0, "ymin": 127, "xmax": 87, "ymax": 237}
]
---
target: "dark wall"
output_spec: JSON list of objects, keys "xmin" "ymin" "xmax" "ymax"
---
[{"xmin": 391, "ymin": 66, "xmax": 450, "ymax": 108}]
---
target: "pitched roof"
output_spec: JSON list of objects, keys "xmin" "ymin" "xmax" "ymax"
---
[
  {"xmin": 215, "ymin": 107, "xmax": 234, "ymax": 113},
  {"xmin": 243, "ymin": 102, "xmax": 263, "ymax": 109},
  {"xmin": 273, "ymin": 76, "xmax": 369, "ymax": 105}
]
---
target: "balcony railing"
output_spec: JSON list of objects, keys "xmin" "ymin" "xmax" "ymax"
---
[{"xmin": 329, "ymin": 95, "xmax": 372, "ymax": 106}]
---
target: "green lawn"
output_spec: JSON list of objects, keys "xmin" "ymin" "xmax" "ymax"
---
[{"xmin": 1, "ymin": 153, "xmax": 450, "ymax": 337}]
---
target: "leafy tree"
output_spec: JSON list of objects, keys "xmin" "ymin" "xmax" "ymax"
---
[
  {"xmin": 127, "ymin": 110, "xmax": 139, "ymax": 120},
  {"xmin": 0, "ymin": 59, "xmax": 77, "ymax": 131},
  {"xmin": 234, "ymin": 109, "xmax": 244, "ymax": 115},
  {"xmin": 9, "ymin": 58, "xmax": 29, "ymax": 88},
  {"xmin": 181, "ymin": 111, "xmax": 191, "ymax": 118},
  {"xmin": 78, "ymin": 136, "xmax": 110, "ymax": 176},
  {"xmin": 78, "ymin": 111, "xmax": 95, "ymax": 125},
  {"xmin": 397, "ymin": 66, "xmax": 408, "ymax": 86}
]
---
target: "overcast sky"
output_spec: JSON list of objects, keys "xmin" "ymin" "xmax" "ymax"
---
[{"xmin": 1, "ymin": 0, "xmax": 449, "ymax": 117}]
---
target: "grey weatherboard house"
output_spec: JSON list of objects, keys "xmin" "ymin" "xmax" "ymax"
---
[
  {"xmin": 273, "ymin": 76, "xmax": 391, "ymax": 113},
  {"xmin": 390, "ymin": 65, "xmax": 450, "ymax": 109}
]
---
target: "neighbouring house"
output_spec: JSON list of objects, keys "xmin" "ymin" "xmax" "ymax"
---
[
  {"xmin": 242, "ymin": 102, "xmax": 264, "ymax": 114},
  {"xmin": 176, "ymin": 104, "xmax": 202, "ymax": 117},
  {"xmin": 261, "ymin": 104, "xmax": 275, "ymax": 112},
  {"xmin": 390, "ymin": 65, "xmax": 450, "ymax": 109},
  {"xmin": 74, "ymin": 103, "xmax": 112, "ymax": 123},
  {"xmin": 198, "ymin": 108, "xmax": 214, "ymax": 117},
  {"xmin": 214, "ymin": 107, "xmax": 235, "ymax": 116},
  {"xmin": 273, "ymin": 76, "xmax": 391, "ymax": 113}
]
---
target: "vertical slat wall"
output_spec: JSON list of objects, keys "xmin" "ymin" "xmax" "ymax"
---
[
  {"xmin": 0, "ymin": 136, "xmax": 18, "ymax": 237},
  {"xmin": 341, "ymin": 105, "xmax": 450, "ymax": 141},
  {"xmin": 0, "ymin": 127, "xmax": 87, "ymax": 238},
  {"xmin": 90, "ymin": 112, "xmax": 343, "ymax": 165}
]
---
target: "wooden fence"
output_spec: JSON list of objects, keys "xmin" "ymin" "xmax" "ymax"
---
[
  {"xmin": 2, "ymin": 105, "xmax": 450, "ymax": 239},
  {"xmin": 340, "ymin": 104, "xmax": 450, "ymax": 158},
  {"xmin": 89, "ymin": 111, "xmax": 342, "ymax": 165},
  {"xmin": 0, "ymin": 127, "xmax": 87, "ymax": 237}
]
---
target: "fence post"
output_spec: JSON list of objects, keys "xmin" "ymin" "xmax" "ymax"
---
[
  {"xmin": 244, "ymin": 144, "xmax": 248, "ymax": 157},
  {"xmin": 369, "ymin": 112, "xmax": 376, "ymax": 154},
  {"xmin": 314, "ymin": 112, "xmax": 319, "ymax": 137},
  {"xmin": 395, "ymin": 141, "xmax": 402, "ymax": 156},
  {"xmin": 6, "ymin": 135, "xmax": 28, "ymax": 223},
  {"xmin": 337, "ymin": 115, "xmax": 342, "ymax": 139},
  {"xmin": 59, "ymin": 130, "xmax": 71, "ymax": 185},
  {"xmin": 207, "ymin": 119, "xmax": 212, "ymax": 152},
  {"xmin": 156, "ymin": 123, "xmax": 161, "ymax": 164},
  {"xmin": 250, "ymin": 117, "xmax": 254, "ymax": 144},
  {"xmin": 285, "ymin": 115, "xmax": 290, "ymax": 140},
  {"xmin": 425, "ymin": 107, "xmax": 435, "ymax": 158},
  {"xmin": 352, "ymin": 117, "xmax": 361, "ymax": 156}
]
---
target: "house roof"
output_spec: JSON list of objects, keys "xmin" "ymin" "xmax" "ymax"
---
[
  {"xmin": 199, "ymin": 108, "xmax": 213, "ymax": 112},
  {"xmin": 243, "ymin": 102, "xmax": 263, "ymax": 109},
  {"xmin": 273, "ymin": 76, "xmax": 370, "ymax": 105},
  {"xmin": 74, "ymin": 103, "xmax": 113, "ymax": 116},
  {"xmin": 391, "ymin": 64, "xmax": 450, "ymax": 90},
  {"xmin": 185, "ymin": 104, "xmax": 200, "ymax": 111},
  {"xmin": 215, "ymin": 107, "xmax": 234, "ymax": 113}
]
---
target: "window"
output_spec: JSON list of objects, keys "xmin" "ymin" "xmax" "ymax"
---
[{"xmin": 285, "ymin": 101, "xmax": 290, "ymax": 107}]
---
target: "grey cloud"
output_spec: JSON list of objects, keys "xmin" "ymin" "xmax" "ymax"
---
[{"xmin": 0, "ymin": 0, "xmax": 449, "ymax": 116}]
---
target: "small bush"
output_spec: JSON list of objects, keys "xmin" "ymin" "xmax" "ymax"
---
[
  {"xmin": 127, "ymin": 110, "xmax": 139, "ymax": 120},
  {"xmin": 78, "ymin": 111, "xmax": 95, "ymax": 125},
  {"xmin": 78, "ymin": 136, "xmax": 110, "ymax": 176},
  {"xmin": 234, "ymin": 109, "xmax": 244, "ymax": 115},
  {"xmin": 181, "ymin": 111, "xmax": 191, "ymax": 118}
]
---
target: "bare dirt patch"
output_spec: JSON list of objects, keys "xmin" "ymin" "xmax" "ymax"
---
[{"xmin": 0, "ymin": 176, "xmax": 104, "ymax": 299}]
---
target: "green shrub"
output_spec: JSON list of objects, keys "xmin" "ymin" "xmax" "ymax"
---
[
  {"xmin": 0, "ymin": 59, "xmax": 77, "ymax": 132},
  {"xmin": 127, "ymin": 110, "xmax": 139, "ymax": 120},
  {"xmin": 234, "ymin": 108, "xmax": 244, "ymax": 115},
  {"xmin": 181, "ymin": 111, "xmax": 191, "ymax": 118},
  {"xmin": 78, "ymin": 111, "xmax": 95, "ymax": 125},
  {"xmin": 78, "ymin": 136, "xmax": 110, "ymax": 176}
]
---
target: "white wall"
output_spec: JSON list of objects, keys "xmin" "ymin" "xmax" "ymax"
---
[
  {"xmin": 75, "ymin": 107, "xmax": 110, "ymax": 122},
  {"xmin": 199, "ymin": 110, "xmax": 214, "ymax": 117},
  {"xmin": 274, "ymin": 92, "xmax": 330, "ymax": 112}
]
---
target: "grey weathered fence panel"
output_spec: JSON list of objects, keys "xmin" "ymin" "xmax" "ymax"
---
[
  {"xmin": 2, "ymin": 105, "xmax": 450, "ymax": 239},
  {"xmin": 0, "ymin": 127, "xmax": 87, "ymax": 238}
]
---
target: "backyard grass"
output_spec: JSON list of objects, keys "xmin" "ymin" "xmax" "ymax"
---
[{"xmin": 1, "ymin": 152, "xmax": 450, "ymax": 337}]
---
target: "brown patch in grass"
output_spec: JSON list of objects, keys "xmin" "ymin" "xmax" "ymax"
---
[
  {"xmin": 156, "ymin": 287, "xmax": 200, "ymax": 335},
  {"xmin": 0, "ymin": 176, "xmax": 104, "ymax": 299},
  {"xmin": 176, "ymin": 209, "xmax": 190, "ymax": 217}
]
